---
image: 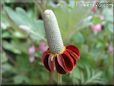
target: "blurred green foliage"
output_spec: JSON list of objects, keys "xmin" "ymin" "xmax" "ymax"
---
[{"xmin": 1, "ymin": 0, "xmax": 113, "ymax": 85}]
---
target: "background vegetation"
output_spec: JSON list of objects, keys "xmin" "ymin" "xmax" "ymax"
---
[{"xmin": 1, "ymin": 0, "xmax": 114, "ymax": 85}]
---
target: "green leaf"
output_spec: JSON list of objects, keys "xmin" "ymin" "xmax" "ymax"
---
[
  {"xmin": 107, "ymin": 23, "xmax": 113, "ymax": 33},
  {"xmin": 84, "ymin": 66, "xmax": 104, "ymax": 84},
  {"xmin": 4, "ymin": 6, "xmax": 45, "ymax": 41},
  {"xmin": 16, "ymin": 54, "xmax": 30, "ymax": 73},
  {"xmin": 3, "ymin": 41, "xmax": 21, "ymax": 54},
  {"xmin": 14, "ymin": 75, "xmax": 29, "ymax": 84},
  {"xmin": 2, "ymin": 0, "xmax": 16, "ymax": 3},
  {"xmin": 72, "ymin": 32, "xmax": 85, "ymax": 44},
  {"xmin": 70, "ymin": 65, "xmax": 104, "ymax": 84},
  {"xmin": 1, "ymin": 10, "xmax": 10, "ymax": 30},
  {"xmin": 13, "ymin": 31, "xmax": 28, "ymax": 38},
  {"xmin": 92, "ymin": 16, "xmax": 103, "ymax": 24},
  {"xmin": 2, "ymin": 40, "xmax": 28, "ymax": 54},
  {"xmin": 80, "ymin": 70, "xmax": 85, "ymax": 84},
  {"xmin": 85, "ymin": 71, "xmax": 103, "ymax": 84},
  {"xmin": 1, "ymin": 52, "xmax": 8, "ymax": 63},
  {"xmin": 2, "ymin": 31, "xmax": 11, "ymax": 38},
  {"xmin": 103, "ymin": 7, "xmax": 113, "ymax": 22},
  {"xmin": 51, "ymin": 1, "xmax": 93, "ymax": 40},
  {"xmin": 70, "ymin": 67, "xmax": 80, "ymax": 81},
  {"xmin": 2, "ymin": 63, "xmax": 13, "ymax": 73},
  {"xmin": 86, "ymin": 66, "xmax": 91, "ymax": 80}
]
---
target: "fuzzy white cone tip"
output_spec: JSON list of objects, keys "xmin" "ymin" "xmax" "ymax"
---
[{"xmin": 43, "ymin": 10, "xmax": 64, "ymax": 54}]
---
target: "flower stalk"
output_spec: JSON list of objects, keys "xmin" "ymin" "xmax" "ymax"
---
[
  {"xmin": 42, "ymin": 9, "xmax": 80, "ymax": 84},
  {"xmin": 57, "ymin": 73, "xmax": 62, "ymax": 84}
]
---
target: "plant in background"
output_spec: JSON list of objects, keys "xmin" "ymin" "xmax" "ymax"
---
[
  {"xmin": 1, "ymin": 0, "xmax": 113, "ymax": 85},
  {"xmin": 38, "ymin": 41, "xmax": 48, "ymax": 53},
  {"xmin": 108, "ymin": 43, "xmax": 114, "ymax": 54},
  {"xmin": 28, "ymin": 44, "xmax": 36, "ymax": 63},
  {"xmin": 42, "ymin": 10, "xmax": 80, "ymax": 83},
  {"xmin": 90, "ymin": 24, "xmax": 102, "ymax": 33},
  {"xmin": 90, "ymin": 15, "xmax": 104, "ymax": 33},
  {"xmin": 91, "ymin": 0, "xmax": 98, "ymax": 13}
]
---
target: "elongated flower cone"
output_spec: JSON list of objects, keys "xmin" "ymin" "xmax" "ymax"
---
[{"xmin": 42, "ymin": 9, "xmax": 80, "ymax": 74}]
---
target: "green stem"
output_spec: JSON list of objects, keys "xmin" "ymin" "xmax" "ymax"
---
[
  {"xmin": 49, "ymin": 72, "xmax": 53, "ymax": 84},
  {"xmin": 57, "ymin": 73, "xmax": 62, "ymax": 84}
]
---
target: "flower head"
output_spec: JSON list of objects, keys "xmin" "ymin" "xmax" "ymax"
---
[
  {"xmin": 91, "ymin": 5, "xmax": 97, "ymax": 13},
  {"xmin": 42, "ymin": 45, "xmax": 80, "ymax": 74},
  {"xmin": 91, "ymin": 24, "xmax": 102, "ymax": 33},
  {"xmin": 42, "ymin": 10, "xmax": 80, "ymax": 74},
  {"xmin": 39, "ymin": 41, "xmax": 48, "ymax": 53},
  {"xmin": 28, "ymin": 45, "xmax": 35, "ymax": 63},
  {"xmin": 91, "ymin": 0, "xmax": 98, "ymax": 13}
]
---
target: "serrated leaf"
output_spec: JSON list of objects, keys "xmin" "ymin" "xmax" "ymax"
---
[
  {"xmin": 80, "ymin": 70, "xmax": 85, "ymax": 84},
  {"xmin": 85, "ymin": 65, "xmax": 91, "ymax": 79},
  {"xmin": 4, "ymin": 6, "xmax": 45, "ymax": 41},
  {"xmin": 83, "ymin": 66, "xmax": 104, "ymax": 84},
  {"xmin": 85, "ymin": 71, "xmax": 103, "ymax": 84}
]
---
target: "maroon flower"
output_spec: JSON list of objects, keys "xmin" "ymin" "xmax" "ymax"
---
[
  {"xmin": 42, "ymin": 45, "xmax": 80, "ymax": 74},
  {"xmin": 42, "ymin": 10, "xmax": 80, "ymax": 74}
]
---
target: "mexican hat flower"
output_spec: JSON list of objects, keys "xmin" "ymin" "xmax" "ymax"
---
[{"xmin": 42, "ymin": 10, "xmax": 80, "ymax": 74}]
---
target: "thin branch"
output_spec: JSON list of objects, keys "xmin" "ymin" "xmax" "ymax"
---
[{"xmin": 33, "ymin": 0, "xmax": 47, "ymax": 17}]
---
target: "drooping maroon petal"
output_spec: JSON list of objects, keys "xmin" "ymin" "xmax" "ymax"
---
[
  {"xmin": 66, "ymin": 45, "xmax": 80, "ymax": 60},
  {"xmin": 42, "ymin": 49, "xmax": 49, "ymax": 63},
  {"xmin": 42, "ymin": 49, "xmax": 54, "ymax": 72},
  {"xmin": 55, "ymin": 56, "xmax": 67, "ymax": 74},
  {"xmin": 48, "ymin": 55, "xmax": 54, "ymax": 72},
  {"xmin": 61, "ymin": 50, "xmax": 74, "ymax": 71},
  {"xmin": 43, "ymin": 54, "xmax": 50, "ymax": 71},
  {"xmin": 67, "ymin": 50, "xmax": 76, "ymax": 67},
  {"xmin": 67, "ymin": 49, "xmax": 78, "ymax": 60},
  {"xmin": 56, "ymin": 55, "xmax": 68, "ymax": 72}
]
